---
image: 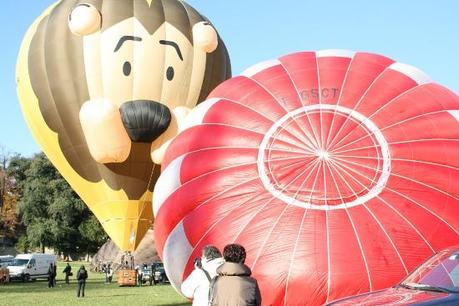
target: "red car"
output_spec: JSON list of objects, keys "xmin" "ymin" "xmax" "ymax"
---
[{"xmin": 327, "ymin": 245, "xmax": 459, "ymax": 305}]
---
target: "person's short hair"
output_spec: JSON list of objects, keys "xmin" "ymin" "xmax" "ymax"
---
[
  {"xmin": 202, "ymin": 245, "xmax": 222, "ymax": 261},
  {"xmin": 223, "ymin": 244, "xmax": 246, "ymax": 263}
]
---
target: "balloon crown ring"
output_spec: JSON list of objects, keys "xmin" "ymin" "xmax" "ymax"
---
[{"xmin": 257, "ymin": 104, "xmax": 391, "ymax": 210}]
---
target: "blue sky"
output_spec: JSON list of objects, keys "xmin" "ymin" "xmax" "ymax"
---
[{"xmin": 1, "ymin": 0, "xmax": 458, "ymax": 157}]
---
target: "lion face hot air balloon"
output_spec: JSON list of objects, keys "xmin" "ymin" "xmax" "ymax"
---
[
  {"xmin": 16, "ymin": 0, "xmax": 230, "ymax": 251},
  {"xmin": 153, "ymin": 50, "xmax": 459, "ymax": 305}
]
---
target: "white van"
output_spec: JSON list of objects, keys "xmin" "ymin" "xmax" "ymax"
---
[
  {"xmin": 8, "ymin": 254, "xmax": 56, "ymax": 281},
  {"xmin": 0, "ymin": 255, "xmax": 14, "ymax": 267}
]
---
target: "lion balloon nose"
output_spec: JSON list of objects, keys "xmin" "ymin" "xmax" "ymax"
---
[{"xmin": 120, "ymin": 100, "xmax": 172, "ymax": 143}]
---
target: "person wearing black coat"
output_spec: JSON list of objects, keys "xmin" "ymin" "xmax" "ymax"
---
[
  {"xmin": 47, "ymin": 263, "xmax": 55, "ymax": 288},
  {"xmin": 53, "ymin": 263, "xmax": 57, "ymax": 286},
  {"xmin": 63, "ymin": 263, "xmax": 72, "ymax": 284},
  {"xmin": 76, "ymin": 265, "xmax": 88, "ymax": 298}
]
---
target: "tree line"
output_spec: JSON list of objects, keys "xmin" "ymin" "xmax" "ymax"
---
[{"xmin": 0, "ymin": 149, "xmax": 107, "ymax": 257}]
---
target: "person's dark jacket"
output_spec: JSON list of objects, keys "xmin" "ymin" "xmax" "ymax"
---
[
  {"xmin": 63, "ymin": 264, "xmax": 71, "ymax": 275},
  {"xmin": 48, "ymin": 266, "xmax": 54, "ymax": 277},
  {"xmin": 77, "ymin": 268, "xmax": 88, "ymax": 282},
  {"xmin": 210, "ymin": 262, "xmax": 261, "ymax": 306}
]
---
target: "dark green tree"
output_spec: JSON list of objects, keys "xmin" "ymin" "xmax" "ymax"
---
[{"xmin": 18, "ymin": 153, "xmax": 107, "ymax": 256}]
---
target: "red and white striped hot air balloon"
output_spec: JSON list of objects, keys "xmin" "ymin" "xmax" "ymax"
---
[{"xmin": 153, "ymin": 50, "xmax": 459, "ymax": 305}]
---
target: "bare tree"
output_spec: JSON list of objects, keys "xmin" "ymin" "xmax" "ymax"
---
[{"xmin": 0, "ymin": 146, "xmax": 11, "ymax": 211}]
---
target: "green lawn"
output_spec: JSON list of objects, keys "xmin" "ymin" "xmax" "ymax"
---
[{"xmin": 0, "ymin": 261, "xmax": 191, "ymax": 306}]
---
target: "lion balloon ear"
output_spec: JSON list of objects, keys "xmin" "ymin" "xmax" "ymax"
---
[
  {"xmin": 192, "ymin": 21, "xmax": 218, "ymax": 53},
  {"xmin": 68, "ymin": 3, "xmax": 102, "ymax": 36}
]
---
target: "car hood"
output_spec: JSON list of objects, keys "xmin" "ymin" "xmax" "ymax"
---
[
  {"xmin": 327, "ymin": 286, "xmax": 456, "ymax": 305},
  {"xmin": 8, "ymin": 266, "xmax": 25, "ymax": 274}
]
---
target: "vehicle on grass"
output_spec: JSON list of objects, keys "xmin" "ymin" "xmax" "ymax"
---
[
  {"xmin": 327, "ymin": 245, "xmax": 459, "ymax": 305},
  {"xmin": 8, "ymin": 253, "xmax": 56, "ymax": 282},
  {"xmin": 0, "ymin": 255, "xmax": 14, "ymax": 268},
  {"xmin": 141, "ymin": 265, "xmax": 154, "ymax": 285},
  {"xmin": 152, "ymin": 262, "xmax": 169, "ymax": 284}
]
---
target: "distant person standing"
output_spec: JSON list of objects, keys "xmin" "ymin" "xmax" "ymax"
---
[
  {"xmin": 103, "ymin": 263, "xmax": 109, "ymax": 284},
  {"xmin": 76, "ymin": 265, "xmax": 88, "ymax": 298},
  {"xmin": 120, "ymin": 254, "xmax": 125, "ymax": 269},
  {"xmin": 127, "ymin": 252, "xmax": 134, "ymax": 270},
  {"xmin": 63, "ymin": 263, "xmax": 72, "ymax": 284},
  {"xmin": 53, "ymin": 262, "xmax": 57, "ymax": 286},
  {"xmin": 47, "ymin": 263, "xmax": 55, "ymax": 288},
  {"xmin": 107, "ymin": 263, "xmax": 113, "ymax": 284},
  {"xmin": 136, "ymin": 266, "xmax": 143, "ymax": 286},
  {"xmin": 209, "ymin": 244, "xmax": 261, "ymax": 306}
]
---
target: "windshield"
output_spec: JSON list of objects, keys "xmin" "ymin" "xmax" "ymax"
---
[
  {"xmin": 9, "ymin": 259, "xmax": 29, "ymax": 266},
  {"xmin": 400, "ymin": 249, "xmax": 459, "ymax": 293}
]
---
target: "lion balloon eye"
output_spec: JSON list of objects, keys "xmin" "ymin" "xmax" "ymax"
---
[
  {"xmin": 166, "ymin": 66, "xmax": 174, "ymax": 81},
  {"xmin": 123, "ymin": 61, "xmax": 131, "ymax": 76}
]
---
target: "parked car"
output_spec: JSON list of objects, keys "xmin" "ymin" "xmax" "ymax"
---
[
  {"xmin": 8, "ymin": 253, "xmax": 56, "ymax": 282},
  {"xmin": 152, "ymin": 262, "xmax": 168, "ymax": 284},
  {"xmin": 327, "ymin": 245, "xmax": 459, "ymax": 305},
  {"xmin": 139, "ymin": 265, "xmax": 153, "ymax": 285},
  {"xmin": 0, "ymin": 255, "xmax": 14, "ymax": 268}
]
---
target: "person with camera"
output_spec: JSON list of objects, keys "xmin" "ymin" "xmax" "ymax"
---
[
  {"xmin": 63, "ymin": 263, "xmax": 72, "ymax": 284},
  {"xmin": 209, "ymin": 243, "xmax": 261, "ymax": 306},
  {"xmin": 181, "ymin": 245, "xmax": 225, "ymax": 306}
]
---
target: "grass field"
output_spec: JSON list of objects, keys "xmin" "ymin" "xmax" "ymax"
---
[{"xmin": 0, "ymin": 261, "xmax": 191, "ymax": 306}]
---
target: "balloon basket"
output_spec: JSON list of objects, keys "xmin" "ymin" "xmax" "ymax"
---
[{"xmin": 117, "ymin": 269, "xmax": 137, "ymax": 287}]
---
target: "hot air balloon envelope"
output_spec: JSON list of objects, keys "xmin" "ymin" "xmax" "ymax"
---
[
  {"xmin": 154, "ymin": 50, "xmax": 459, "ymax": 305},
  {"xmin": 17, "ymin": 0, "xmax": 230, "ymax": 251}
]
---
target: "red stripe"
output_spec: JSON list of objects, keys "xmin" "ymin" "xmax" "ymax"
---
[
  {"xmin": 249, "ymin": 64, "xmax": 303, "ymax": 111},
  {"xmin": 327, "ymin": 209, "xmax": 371, "ymax": 302},
  {"xmin": 317, "ymin": 55, "xmax": 352, "ymax": 104},
  {"xmin": 249, "ymin": 205, "xmax": 305, "ymax": 305},
  {"xmin": 180, "ymin": 148, "xmax": 257, "ymax": 183},
  {"xmin": 337, "ymin": 52, "xmax": 394, "ymax": 110},
  {"xmin": 368, "ymin": 196, "xmax": 434, "ymax": 272},
  {"xmin": 347, "ymin": 205, "xmax": 407, "ymax": 289},
  {"xmin": 154, "ymin": 164, "xmax": 259, "ymax": 255},
  {"xmin": 370, "ymin": 83, "xmax": 459, "ymax": 129},
  {"xmin": 163, "ymin": 124, "xmax": 263, "ymax": 169},
  {"xmin": 283, "ymin": 210, "xmax": 328, "ymax": 306}
]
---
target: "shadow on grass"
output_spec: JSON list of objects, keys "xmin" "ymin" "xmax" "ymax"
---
[{"xmin": 0, "ymin": 280, "xmax": 129, "ymax": 294}]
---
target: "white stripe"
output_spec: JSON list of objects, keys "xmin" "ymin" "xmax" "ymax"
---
[
  {"xmin": 241, "ymin": 59, "xmax": 281, "ymax": 77},
  {"xmin": 181, "ymin": 97, "xmax": 220, "ymax": 131},
  {"xmin": 163, "ymin": 221, "xmax": 193, "ymax": 295},
  {"xmin": 316, "ymin": 49, "xmax": 355, "ymax": 58},
  {"xmin": 447, "ymin": 110, "xmax": 459, "ymax": 121},
  {"xmin": 389, "ymin": 62, "xmax": 432, "ymax": 85},
  {"xmin": 153, "ymin": 155, "xmax": 184, "ymax": 216}
]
